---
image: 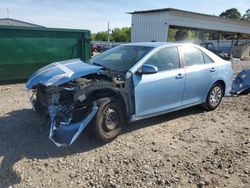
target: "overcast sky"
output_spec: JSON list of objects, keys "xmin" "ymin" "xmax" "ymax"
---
[{"xmin": 0, "ymin": 0, "xmax": 249, "ymax": 33}]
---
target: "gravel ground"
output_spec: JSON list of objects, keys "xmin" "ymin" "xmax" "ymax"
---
[{"xmin": 0, "ymin": 61, "xmax": 249, "ymax": 188}]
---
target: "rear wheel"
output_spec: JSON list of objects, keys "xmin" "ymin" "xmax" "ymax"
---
[
  {"xmin": 92, "ymin": 97, "xmax": 125, "ymax": 142},
  {"xmin": 202, "ymin": 83, "xmax": 224, "ymax": 111}
]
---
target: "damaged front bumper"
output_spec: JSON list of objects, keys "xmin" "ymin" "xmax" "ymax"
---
[
  {"xmin": 48, "ymin": 103, "xmax": 98, "ymax": 147},
  {"xmin": 28, "ymin": 83, "xmax": 99, "ymax": 147},
  {"xmin": 29, "ymin": 92, "xmax": 98, "ymax": 147},
  {"xmin": 25, "ymin": 59, "xmax": 127, "ymax": 147}
]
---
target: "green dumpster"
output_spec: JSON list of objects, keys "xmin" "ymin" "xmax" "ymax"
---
[{"xmin": 0, "ymin": 25, "xmax": 91, "ymax": 81}]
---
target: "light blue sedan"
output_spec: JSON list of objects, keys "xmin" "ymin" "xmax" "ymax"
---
[{"xmin": 26, "ymin": 42, "xmax": 233, "ymax": 146}]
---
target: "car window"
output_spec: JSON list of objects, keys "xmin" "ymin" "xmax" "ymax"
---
[
  {"xmin": 103, "ymin": 53, "xmax": 122, "ymax": 60},
  {"xmin": 145, "ymin": 47, "xmax": 180, "ymax": 71},
  {"xmin": 88, "ymin": 45, "xmax": 153, "ymax": 72},
  {"xmin": 203, "ymin": 53, "xmax": 214, "ymax": 63},
  {"xmin": 182, "ymin": 47, "xmax": 205, "ymax": 66}
]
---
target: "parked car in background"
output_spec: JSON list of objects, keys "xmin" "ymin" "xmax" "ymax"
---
[
  {"xmin": 91, "ymin": 42, "xmax": 106, "ymax": 52},
  {"xmin": 26, "ymin": 42, "xmax": 233, "ymax": 146},
  {"xmin": 102, "ymin": 43, "xmax": 122, "ymax": 52},
  {"xmin": 200, "ymin": 42, "xmax": 230, "ymax": 60}
]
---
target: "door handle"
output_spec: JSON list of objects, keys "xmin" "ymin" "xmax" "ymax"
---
[
  {"xmin": 176, "ymin": 73, "xmax": 183, "ymax": 79},
  {"xmin": 210, "ymin": 67, "xmax": 215, "ymax": 72}
]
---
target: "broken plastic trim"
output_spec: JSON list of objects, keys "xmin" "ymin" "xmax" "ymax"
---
[
  {"xmin": 231, "ymin": 69, "xmax": 250, "ymax": 95},
  {"xmin": 48, "ymin": 102, "xmax": 98, "ymax": 147},
  {"xmin": 27, "ymin": 90, "xmax": 36, "ymax": 112}
]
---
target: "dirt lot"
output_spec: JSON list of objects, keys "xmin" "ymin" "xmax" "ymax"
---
[{"xmin": 0, "ymin": 61, "xmax": 249, "ymax": 188}]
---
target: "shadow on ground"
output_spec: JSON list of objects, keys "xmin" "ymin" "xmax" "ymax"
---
[{"xmin": 0, "ymin": 106, "xmax": 204, "ymax": 187}]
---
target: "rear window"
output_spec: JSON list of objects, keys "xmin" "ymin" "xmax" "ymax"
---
[
  {"xmin": 203, "ymin": 53, "xmax": 214, "ymax": 64},
  {"xmin": 182, "ymin": 47, "xmax": 205, "ymax": 66},
  {"xmin": 145, "ymin": 47, "xmax": 180, "ymax": 71}
]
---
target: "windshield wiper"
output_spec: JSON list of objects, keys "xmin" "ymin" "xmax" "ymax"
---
[{"xmin": 92, "ymin": 62, "xmax": 111, "ymax": 71}]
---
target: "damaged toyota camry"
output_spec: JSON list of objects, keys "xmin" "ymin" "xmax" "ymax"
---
[{"xmin": 26, "ymin": 42, "xmax": 233, "ymax": 146}]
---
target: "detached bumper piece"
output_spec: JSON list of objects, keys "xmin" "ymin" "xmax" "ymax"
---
[
  {"xmin": 48, "ymin": 103, "xmax": 98, "ymax": 147},
  {"xmin": 231, "ymin": 69, "xmax": 250, "ymax": 95}
]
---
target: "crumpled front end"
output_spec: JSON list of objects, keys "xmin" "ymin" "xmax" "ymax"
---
[
  {"xmin": 231, "ymin": 69, "xmax": 250, "ymax": 95},
  {"xmin": 48, "ymin": 102, "xmax": 98, "ymax": 147},
  {"xmin": 25, "ymin": 59, "xmax": 104, "ymax": 146},
  {"xmin": 28, "ymin": 80, "xmax": 100, "ymax": 146},
  {"xmin": 26, "ymin": 59, "xmax": 129, "ymax": 146}
]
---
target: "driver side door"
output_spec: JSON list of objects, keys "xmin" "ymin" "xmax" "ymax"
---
[{"xmin": 133, "ymin": 47, "xmax": 185, "ymax": 119}]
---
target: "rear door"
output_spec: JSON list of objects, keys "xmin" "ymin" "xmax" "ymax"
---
[
  {"xmin": 133, "ymin": 46, "xmax": 185, "ymax": 118},
  {"xmin": 180, "ymin": 46, "xmax": 216, "ymax": 106}
]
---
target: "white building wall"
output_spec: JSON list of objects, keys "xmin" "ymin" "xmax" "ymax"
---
[
  {"xmin": 131, "ymin": 11, "xmax": 250, "ymax": 42},
  {"xmin": 131, "ymin": 12, "xmax": 169, "ymax": 42}
]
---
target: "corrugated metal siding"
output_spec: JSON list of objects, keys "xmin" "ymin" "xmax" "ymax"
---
[
  {"xmin": 131, "ymin": 10, "xmax": 250, "ymax": 42},
  {"xmin": 131, "ymin": 12, "xmax": 169, "ymax": 42}
]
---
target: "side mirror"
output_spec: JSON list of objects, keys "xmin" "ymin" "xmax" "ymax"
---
[{"xmin": 140, "ymin": 64, "xmax": 158, "ymax": 74}]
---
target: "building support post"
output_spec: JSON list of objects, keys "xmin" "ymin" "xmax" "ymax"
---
[
  {"xmin": 217, "ymin": 32, "xmax": 220, "ymax": 51},
  {"xmin": 236, "ymin": 34, "xmax": 239, "ymax": 45},
  {"xmin": 230, "ymin": 33, "xmax": 235, "ymax": 59},
  {"xmin": 107, "ymin": 22, "xmax": 110, "ymax": 42},
  {"xmin": 165, "ymin": 23, "xmax": 170, "ymax": 42}
]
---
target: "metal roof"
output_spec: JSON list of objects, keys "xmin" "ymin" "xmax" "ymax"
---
[
  {"xmin": 0, "ymin": 18, "xmax": 45, "ymax": 27},
  {"xmin": 129, "ymin": 8, "xmax": 250, "ymax": 26},
  {"xmin": 0, "ymin": 24, "xmax": 90, "ymax": 33}
]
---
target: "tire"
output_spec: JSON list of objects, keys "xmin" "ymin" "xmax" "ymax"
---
[
  {"xmin": 92, "ymin": 97, "xmax": 125, "ymax": 142},
  {"xmin": 202, "ymin": 83, "xmax": 224, "ymax": 111}
]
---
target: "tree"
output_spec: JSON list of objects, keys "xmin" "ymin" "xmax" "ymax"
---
[
  {"xmin": 92, "ymin": 27, "xmax": 131, "ymax": 42},
  {"xmin": 94, "ymin": 31, "xmax": 108, "ymax": 41},
  {"xmin": 167, "ymin": 28, "xmax": 177, "ymax": 41},
  {"xmin": 241, "ymin": 9, "xmax": 250, "ymax": 21},
  {"xmin": 219, "ymin": 8, "xmax": 241, "ymax": 20},
  {"xmin": 111, "ymin": 27, "xmax": 131, "ymax": 42},
  {"xmin": 90, "ymin": 33, "xmax": 96, "ymax": 41}
]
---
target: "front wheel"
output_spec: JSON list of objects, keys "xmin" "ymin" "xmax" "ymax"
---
[
  {"xmin": 92, "ymin": 97, "xmax": 125, "ymax": 142},
  {"xmin": 202, "ymin": 83, "xmax": 224, "ymax": 111}
]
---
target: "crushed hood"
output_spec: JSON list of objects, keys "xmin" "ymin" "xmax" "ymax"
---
[{"xmin": 26, "ymin": 59, "xmax": 102, "ymax": 89}]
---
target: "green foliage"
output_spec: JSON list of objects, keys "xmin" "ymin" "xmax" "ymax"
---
[
  {"xmin": 93, "ymin": 27, "xmax": 131, "ymax": 42},
  {"xmin": 241, "ymin": 9, "xmax": 250, "ymax": 21},
  {"xmin": 219, "ymin": 8, "xmax": 241, "ymax": 20},
  {"xmin": 90, "ymin": 33, "xmax": 96, "ymax": 41},
  {"xmin": 168, "ymin": 28, "xmax": 177, "ymax": 41},
  {"xmin": 111, "ymin": 27, "xmax": 131, "ymax": 42},
  {"xmin": 94, "ymin": 31, "xmax": 108, "ymax": 41}
]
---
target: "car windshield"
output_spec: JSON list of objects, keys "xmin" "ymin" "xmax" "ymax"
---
[{"xmin": 88, "ymin": 45, "xmax": 153, "ymax": 72}]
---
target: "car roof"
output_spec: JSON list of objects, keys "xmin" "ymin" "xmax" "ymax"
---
[{"xmin": 123, "ymin": 42, "xmax": 194, "ymax": 48}]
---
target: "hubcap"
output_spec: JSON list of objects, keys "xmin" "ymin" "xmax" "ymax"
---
[
  {"xmin": 209, "ymin": 86, "xmax": 222, "ymax": 107},
  {"xmin": 103, "ymin": 108, "xmax": 119, "ymax": 131}
]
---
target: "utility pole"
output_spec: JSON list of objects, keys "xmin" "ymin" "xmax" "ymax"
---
[
  {"xmin": 7, "ymin": 8, "xmax": 10, "ymax": 25},
  {"xmin": 7, "ymin": 8, "xmax": 10, "ymax": 18},
  {"xmin": 107, "ymin": 22, "xmax": 110, "ymax": 42}
]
